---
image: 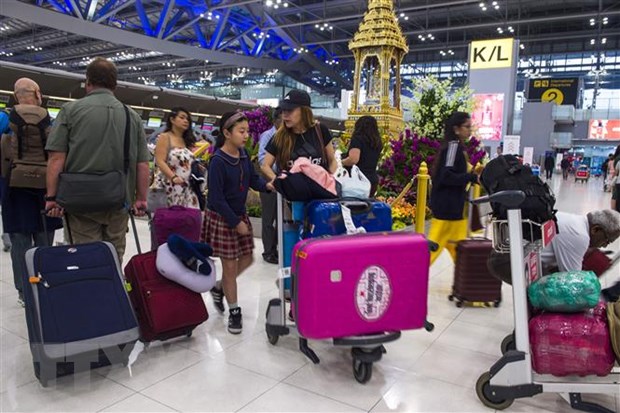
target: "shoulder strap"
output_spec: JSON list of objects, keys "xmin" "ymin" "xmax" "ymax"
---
[
  {"xmin": 9, "ymin": 109, "xmax": 25, "ymax": 159},
  {"xmin": 38, "ymin": 114, "xmax": 51, "ymax": 161},
  {"xmin": 122, "ymin": 105, "xmax": 131, "ymax": 174},
  {"xmin": 314, "ymin": 122, "xmax": 327, "ymax": 164}
]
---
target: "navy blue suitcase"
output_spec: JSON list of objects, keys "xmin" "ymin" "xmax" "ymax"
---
[
  {"xmin": 303, "ymin": 199, "xmax": 392, "ymax": 238},
  {"xmin": 24, "ymin": 241, "xmax": 139, "ymax": 387}
]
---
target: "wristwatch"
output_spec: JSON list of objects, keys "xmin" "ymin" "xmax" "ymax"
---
[{"xmin": 44, "ymin": 195, "xmax": 56, "ymax": 201}]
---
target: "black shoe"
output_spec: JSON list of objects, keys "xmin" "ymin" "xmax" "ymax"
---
[
  {"xmin": 263, "ymin": 254, "xmax": 278, "ymax": 264},
  {"xmin": 210, "ymin": 286, "xmax": 225, "ymax": 314},
  {"xmin": 228, "ymin": 308, "xmax": 242, "ymax": 334}
]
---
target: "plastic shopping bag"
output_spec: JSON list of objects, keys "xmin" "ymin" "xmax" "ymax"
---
[{"xmin": 335, "ymin": 165, "xmax": 371, "ymax": 199}]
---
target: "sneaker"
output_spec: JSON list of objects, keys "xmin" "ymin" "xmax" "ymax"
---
[
  {"xmin": 17, "ymin": 293, "xmax": 25, "ymax": 308},
  {"xmin": 210, "ymin": 286, "xmax": 225, "ymax": 314},
  {"xmin": 228, "ymin": 308, "xmax": 242, "ymax": 334}
]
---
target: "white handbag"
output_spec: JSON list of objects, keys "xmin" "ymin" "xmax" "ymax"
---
[{"xmin": 336, "ymin": 165, "xmax": 372, "ymax": 199}]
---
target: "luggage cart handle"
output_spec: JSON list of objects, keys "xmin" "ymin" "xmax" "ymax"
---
[{"xmin": 471, "ymin": 190, "xmax": 525, "ymax": 208}]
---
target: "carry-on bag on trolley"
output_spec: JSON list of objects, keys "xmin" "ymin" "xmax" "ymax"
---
[
  {"xmin": 449, "ymin": 186, "xmax": 502, "ymax": 307},
  {"xmin": 23, "ymin": 213, "xmax": 140, "ymax": 387},
  {"xmin": 124, "ymin": 214, "xmax": 209, "ymax": 342},
  {"xmin": 151, "ymin": 205, "xmax": 201, "ymax": 249},
  {"xmin": 291, "ymin": 231, "xmax": 431, "ymax": 339},
  {"xmin": 302, "ymin": 198, "xmax": 392, "ymax": 238}
]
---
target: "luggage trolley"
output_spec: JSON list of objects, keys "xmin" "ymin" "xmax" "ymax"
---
[
  {"xmin": 265, "ymin": 193, "xmax": 433, "ymax": 384},
  {"xmin": 473, "ymin": 190, "xmax": 620, "ymax": 413}
]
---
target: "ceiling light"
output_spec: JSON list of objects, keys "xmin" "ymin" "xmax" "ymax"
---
[
  {"xmin": 603, "ymin": 17, "xmax": 608, "ymax": 24},
  {"xmin": 508, "ymin": 26, "xmax": 514, "ymax": 33},
  {"xmin": 590, "ymin": 18, "xmax": 596, "ymax": 26},
  {"xmin": 520, "ymin": 44, "xmax": 525, "ymax": 50},
  {"xmin": 591, "ymin": 39, "xmax": 596, "ymax": 45},
  {"xmin": 602, "ymin": 38, "xmax": 607, "ymax": 44}
]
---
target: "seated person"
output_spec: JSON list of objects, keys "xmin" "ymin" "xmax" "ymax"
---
[{"xmin": 488, "ymin": 210, "xmax": 620, "ymax": 294}]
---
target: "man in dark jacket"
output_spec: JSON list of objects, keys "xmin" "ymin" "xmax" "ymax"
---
[
  {"xmin": 560, "ymin": 157, "xmax": 570, "ymax": 181},
  {"xmin": 544, "ymin": 154, "xmax": 555, "ymax": 180}
]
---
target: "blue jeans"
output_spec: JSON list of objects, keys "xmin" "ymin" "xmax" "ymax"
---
[{"xmin": 9, "ymin": 232, "xmax": 54, "ymax": 296}]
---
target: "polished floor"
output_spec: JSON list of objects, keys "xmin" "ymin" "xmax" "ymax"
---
[{"xmin": 0, "ymin": 174, "xmax": 619, "ymax": 412}]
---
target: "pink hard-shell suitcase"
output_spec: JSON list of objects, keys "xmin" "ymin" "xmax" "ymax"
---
[
  {"xmin": 529, "ymin": 302, "xmax": 615, "ymax": 377},
  {"xmin": 291, "ymin": 231, "xmax": 431, "ymax": 340}
]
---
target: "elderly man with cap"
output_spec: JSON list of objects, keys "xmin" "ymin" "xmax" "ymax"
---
[{"xmin": 1, "ymin": 78, "xmax": 62, "ymax": 307}]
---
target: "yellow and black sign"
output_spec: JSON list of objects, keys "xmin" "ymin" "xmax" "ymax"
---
[
  {"xmin": 469, "ymin": 38, "xmax": 514, "ymax": 70},
  {"xmin": 527, "ymin": 78, "xmax": 579, "ymax": 106}
]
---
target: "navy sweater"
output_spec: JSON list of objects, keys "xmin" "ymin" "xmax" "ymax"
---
[
  {"xmin": 207, "ymin": 148, "xmax": 268, "ymax": 228},
  {"xmin": 429, "ymin": 141, "xmax": 478, "ymax": 220}
]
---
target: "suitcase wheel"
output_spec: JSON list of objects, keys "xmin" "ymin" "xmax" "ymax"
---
[
  {"xmin": 448, "ymin": 295, "xmax": 454, "ymax": 302},
  {"xmin": 186, "ymin": 330, "xmax": 193, "ymax": 338},
  {"xmin": 352, "ymin": 358, "xmax": 372, "ymax": 384},
  {"xmin": 267, "ymin": 333, "xmax": 279, "ymax": 345},
  {"xmin": 493, "ymin": 301, "xmax": 501, "ymax": 308},
  {"xmin": 455, "ymin": 300, "xmax": 463, "ymax": 308}
]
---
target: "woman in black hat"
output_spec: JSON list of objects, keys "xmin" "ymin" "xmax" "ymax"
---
[{"xmin": 261, "ymin": 89, "xmax": 337, "ymax": 181}]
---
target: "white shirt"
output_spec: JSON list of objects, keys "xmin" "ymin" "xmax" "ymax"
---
[{"xmin": 540, "ymin": 212, "xmax": 589, "ymax": 272}]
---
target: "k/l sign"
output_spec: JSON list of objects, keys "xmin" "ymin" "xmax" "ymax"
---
[{"xmin": 469, "ymin": 38, "xmax": 514, "ymax": 70}]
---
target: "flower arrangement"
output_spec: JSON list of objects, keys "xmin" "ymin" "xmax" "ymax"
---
[
  {"xmin": 377, "ymin": 129, "xmax": 440, "ymax": 203},
  {"xmin": 377, "ymin": 75, "xmax": 486, "ymax": 204},
  {"xmin": 410, "ymin": 75, "xmax": 476, "ymax": 141},
  {"xmin": 243, "ymin": 106, "xmax": 274, "ymax": 161}
]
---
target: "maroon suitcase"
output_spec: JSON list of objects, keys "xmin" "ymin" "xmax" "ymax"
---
[
  {"xmin": 125, "ymin": 216, "xmax": 208, "ymax": 342},
  {"xmin": 450, "ymin": 238, "xmax": 502, "ymax": 307}
]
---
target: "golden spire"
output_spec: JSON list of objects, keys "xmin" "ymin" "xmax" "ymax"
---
[{"xmin": 348, "ymin": 0, "xmax": 408, "ymax": 53}]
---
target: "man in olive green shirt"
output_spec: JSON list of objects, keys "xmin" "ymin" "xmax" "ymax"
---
[{"xmin": 45, "ymin": 58, "xmax": 150, "ymax": 261}]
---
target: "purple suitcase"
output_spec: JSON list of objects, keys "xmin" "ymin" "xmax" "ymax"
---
[
  {"xmin": 152, "ymin": 206, "xmax": 202, "ymax": 249},
  {"xmin": 291, "ymin": 231, "xmax": 430, "ymax": 339}
]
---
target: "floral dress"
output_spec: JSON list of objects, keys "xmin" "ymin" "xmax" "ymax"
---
[{"xmin": 155, "ymin": 146, "xmax": 200, "ymax": 208}]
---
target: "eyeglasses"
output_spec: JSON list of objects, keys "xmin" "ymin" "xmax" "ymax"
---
[{"xmin": 603, "ymin": 232, "xmax": 612, "ymax": 246}]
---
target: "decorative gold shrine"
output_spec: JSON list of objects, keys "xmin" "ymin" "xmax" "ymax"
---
[{"xmin": 346, "ymin": 0, "xmax": 408, "ymax": 138}]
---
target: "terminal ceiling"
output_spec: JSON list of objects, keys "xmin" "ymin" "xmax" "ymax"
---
[{"xmin": 0, "ymin": 0, "xmax": 618, "ymax": 96}]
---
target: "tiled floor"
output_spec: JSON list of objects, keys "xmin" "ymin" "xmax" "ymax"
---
[{"xmin": 1, "ymin": 175, "xmax": 619, "ymax": 412}]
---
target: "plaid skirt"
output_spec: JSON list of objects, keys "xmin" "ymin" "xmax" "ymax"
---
[{"xmin": 201, "ymin": 209, "xmax": 254, "ymax": 260}]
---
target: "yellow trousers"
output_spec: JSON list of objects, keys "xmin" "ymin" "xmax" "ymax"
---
[{"xmin": 428, "ymin": 218, "xmax": 468, "ymax": 265}]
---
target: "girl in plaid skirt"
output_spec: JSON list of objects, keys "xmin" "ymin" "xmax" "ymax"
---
[{"xmin": 202, "ymin": 111, "xmax": 274, "ymax": 334}]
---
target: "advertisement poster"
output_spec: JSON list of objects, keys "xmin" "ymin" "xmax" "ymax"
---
[
  {"xmin": 589, "ymin": 120, "xmax": 620, "ymax": 140},
  {"xmin": 472, "ymin": 93, "xmax": 504, "ymax": 141}
]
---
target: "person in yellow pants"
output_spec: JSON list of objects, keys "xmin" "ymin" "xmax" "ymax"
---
[{"xmin": 428, "ymin": 112, "xmax": 483, "ymax": 265}]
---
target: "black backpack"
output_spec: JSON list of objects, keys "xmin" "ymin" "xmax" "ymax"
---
[{"xmin": 480, "ymin": 155, "xmax": 557, "ymax": 240}]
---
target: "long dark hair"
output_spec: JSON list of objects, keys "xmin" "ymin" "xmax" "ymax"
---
[
  {"xmin": 273, "ymin": 106, "xmax": 315, "ymax": 170},
  {"xmin": 165, "ymin": 107, "xmax": 194, "ymax": 148},
  {"xmin": 351, "ymin": 115, "xmax": 382, "ymax": 150},
  {"xmin": 432, "ymin": 111, "xmax": 471, "ymax": 177},
  {"xmin": 214, "ymin": 111, "xmax": 249, "ymax": 148}
]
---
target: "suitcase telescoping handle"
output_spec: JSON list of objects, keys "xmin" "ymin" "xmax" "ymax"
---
[{"xmin": 128, "ymin": 210, "xmax": 151, "ymax": 255}]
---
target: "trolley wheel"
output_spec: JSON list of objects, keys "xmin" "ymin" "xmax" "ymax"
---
[
  {"xmin": 352, "ymin": 358, "xmax": 373, "ymax": 384},
  {"xmin": 448, "ymin": 294, "xmax": 454, "ymax": 302},
  {"xmin": 455, "ymin": 300, "xmax": 463, "ymax": 308},
  {"xmin": 500, "ymin": 333, "xmax": 516, "ymax": 355},
  {"xmin": 493, "ymin": 301, "xmax": 501, "ymax": 308},
  {"xmin": 267, "ymin": 333, "xmax": 279, "ymax": 346},
  {"xmin": 476, "ymin": 372, "xmax": 514, "ymax": 410},
  {"xmin": 186, "ymin": 330, "xmax": 193, "ymax": 338}
]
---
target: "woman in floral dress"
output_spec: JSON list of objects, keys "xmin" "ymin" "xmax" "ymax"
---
[{"xmin": 154, "ymin": 107, "xmax": 200, "ymax": 208}]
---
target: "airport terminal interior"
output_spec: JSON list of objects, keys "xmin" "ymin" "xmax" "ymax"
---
[
  {"xmin": 0, "ymin": 178, "xmax": 618, "ymax": 412},
  {"xmin": 1, "ymin": 0, "xmax": 620, "ymax": 412}
]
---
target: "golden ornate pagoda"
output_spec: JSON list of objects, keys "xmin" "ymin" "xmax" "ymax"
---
[{"xmin": 346, "ymin": 0, "xmax": 408, "ymax": 138}]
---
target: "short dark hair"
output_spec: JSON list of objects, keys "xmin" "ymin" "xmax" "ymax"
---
[{"xmin": 86, "ymin": 57, "xmax": 117, "ymax": 90}]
